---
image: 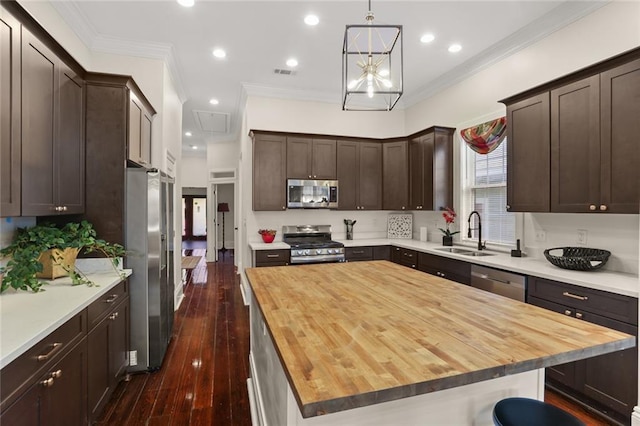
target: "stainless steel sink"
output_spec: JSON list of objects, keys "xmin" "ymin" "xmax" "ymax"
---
[
  {"xmin": 433, "ymin": 247, "xmax": 474, "ymax": 254},
  {"xmin": 461, "ymin": 251, "xmax": 496, "ymax": 257}
]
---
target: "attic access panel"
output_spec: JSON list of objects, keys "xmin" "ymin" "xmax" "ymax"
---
[{"xmin": 192, "ymin": 110, "xmax": 230, "ymax": 133}]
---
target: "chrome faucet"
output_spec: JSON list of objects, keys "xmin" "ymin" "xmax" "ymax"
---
[{"xmin": 467, "ymin": 211, "xmax": 486, "ymax": 251}]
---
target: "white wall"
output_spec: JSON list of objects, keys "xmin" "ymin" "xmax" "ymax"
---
[
  {"xmin": 181, "ymin": 156, "xmax": 208, "ymax": 188},
  {"xmin": 403, "ymin": 1, "xmax": 640, "ymax": 275}
]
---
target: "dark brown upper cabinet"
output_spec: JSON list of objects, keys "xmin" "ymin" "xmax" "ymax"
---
[
  {"xmin": 502, "ymin": 47, "xmax": 640, "ymax": 214},
  {"xmin": 287, "ymin": 137, "xmax": 337, "ymax": 180},
  {"xmin": 21, "ymin": 27, "xmax": 84, "ymax": 216},
  {"xmin": 409, "ymin": 127, "xmax": 454, "ymax": 211},
  {"xmin": 252, "ymin": 132, "xmax": 287, "ymax": 211},
  {"xmin": 505, "ymin": 93, "xmax": 551, "ymax": 212},
  {"xmin": 128, "ymin": 93, "xmax": 153, "ymax": 167},
  {"xmin": 382, "ymin": 140, "xmax": 409, "ymax": 210},
  {"xmin": 0, "ymin": 9, "xmax": 21, "ymax": 217},
  {"xmin": 84, "ymin": 73, "xmax": 156, "ymax": 245},
  {"xmin": 337, "ymin": 140, "xmax": 382, "ymax": 210}
]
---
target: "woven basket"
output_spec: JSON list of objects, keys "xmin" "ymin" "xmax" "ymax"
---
[
  {"xmin": 36, "ymin": 248, "xmax": 80, "ymax": 279},
  {"xmin": 543, "ymin": 247, "xmax": 611, "ymax": 271}
]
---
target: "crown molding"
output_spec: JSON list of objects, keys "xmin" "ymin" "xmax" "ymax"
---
[
  {"xmin": 51, "ymin": 1, "xmax": 188, "ymax": 104},
  {"xmin": 401, "ymin": 0, "xmax": 609, "ymax": 107}
]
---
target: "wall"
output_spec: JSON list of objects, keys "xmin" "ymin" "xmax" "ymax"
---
[
  {"xmin": 403, "ymin": 1, "xmax": 640, "ymax": 275},
  {"xmin": 181, "ymin": 156, "xmax": 207, "ymax": 188}
]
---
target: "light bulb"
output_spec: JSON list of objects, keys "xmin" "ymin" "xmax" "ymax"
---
[
  {"xmin": 367, "ymin": 84, "xmax": 374, "ymax": 98},
  {"xmin": 367, "ymin": 73, "xmax": 373, "ymax": 82}
]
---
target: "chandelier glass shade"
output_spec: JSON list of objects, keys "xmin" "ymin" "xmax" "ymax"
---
[{"xmin": 342, "ymin": 3, "xmax": 403, "ymax": 111}]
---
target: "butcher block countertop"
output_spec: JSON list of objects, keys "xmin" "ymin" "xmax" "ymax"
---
[{"xmin": 245, "ymin": 261, "xmax": 636, "ymax": 418}]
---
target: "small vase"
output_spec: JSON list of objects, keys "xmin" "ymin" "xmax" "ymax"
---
[
  {"xmin": 37, "ymin": 247, "xmax": 80, "ymax": 279},
  {"xmin": 261, "ymin": 233, "xmax": 275, "ymax": 243},
  {"xmin": 442, "ymin": 236, "xmax": 453, "ymax": 246}
]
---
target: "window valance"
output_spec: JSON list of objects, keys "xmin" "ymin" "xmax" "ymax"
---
[{"xmin": 460, "ymin": 117, "xmax": 507, "ymax": 155}]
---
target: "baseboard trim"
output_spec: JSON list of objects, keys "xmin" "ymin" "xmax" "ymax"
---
[{"xmin": 632, "ymin": 406, "xmax": 640, "ymax": 426}]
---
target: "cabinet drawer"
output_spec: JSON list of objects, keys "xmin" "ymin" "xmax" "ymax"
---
[
  {"xmin": 417, "ymin": 252, "xmax": 471, "ymax": 285},
  {"xmin": 255, "ymin": 250, "xmax": 290, "ymax": 266},
  {"xmin": 88, "ymin": 280, "xmax": 128, "ymax": 329},
  {"xmin": 528, "ymin": 277, "xmax": 638, "ymax": 325},
  {"xmin": 0, "ymin": 309, "xmax": 87, "ymax": 412},
  {"xmin": 391, "ymin": 247, "xmax": 417, "ymax": 268},
  {"xmin": 345, "ymin": 247, "xmax": 373, "ymax": 261}
]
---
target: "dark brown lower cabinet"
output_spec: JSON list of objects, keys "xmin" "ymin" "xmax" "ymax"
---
[
  {"xmin": 528, "ymin": 277, "xmax": 638, "ymax": 425},
  {"xmin": 391, "ymin": 246, "xmax": 417, "ymax": 269},
  {"xmin": 417, "ymin": 252, "xmax": 471, "ymax": 285},
  {"xmin": 0, "ymin": 339, "xmax": 88, "ymax": 426},
  {"xmin": 254, "ymin": 249, "xmax": 290, "ymax": 267},
  {"xmin": 345, "ymin": 246, "xmax": 391, "ymax": 262},
  {"xmin": 88, "ymin": 297, "xmax": 130, "ymax": 422}
]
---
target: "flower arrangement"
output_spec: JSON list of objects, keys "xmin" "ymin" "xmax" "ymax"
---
[{"xmin": 439, "ymin": 207, "xmax": 460, "ymax": 238}]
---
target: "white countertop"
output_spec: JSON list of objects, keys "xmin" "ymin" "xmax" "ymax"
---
[
  {"xmin": 250, "ymin": 238, "xmax": 639, "ymax": 298},
  {"xmin": 0, "ymin": 260, "xmax": 132, "ymax": 369}
]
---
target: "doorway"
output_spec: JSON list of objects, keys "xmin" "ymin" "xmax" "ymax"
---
[{"xmin": 182, "ymin": 188, "xmax": 207, "ymax": 244}]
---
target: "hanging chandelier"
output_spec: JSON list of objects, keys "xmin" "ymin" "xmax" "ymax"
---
[{"xmin": 342, "ymin": 0, "xmax": 403, "ymax": 111}]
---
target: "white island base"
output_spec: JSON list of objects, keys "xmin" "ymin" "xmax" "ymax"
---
[{"xmin": 247, "ymin": 334, "xmax": 545, "ymax": 426}]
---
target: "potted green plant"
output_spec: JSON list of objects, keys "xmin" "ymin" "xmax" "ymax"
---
[{"xmin": 0, "ymin": 221, "xmax": 125, "ymax": 293}]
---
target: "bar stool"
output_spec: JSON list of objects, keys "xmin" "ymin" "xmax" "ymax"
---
[{"xmin": 493, "ymin": 397, "xmax": 585, "ymax": 426}]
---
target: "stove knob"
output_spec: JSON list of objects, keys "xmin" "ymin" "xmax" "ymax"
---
[
  {"xmin": 305, "ymin": 249, "xmax": 311, "ymax": 255},
  {"xmin": 328, "ymin": 249, "xmax": 335, "ymax": 254}
]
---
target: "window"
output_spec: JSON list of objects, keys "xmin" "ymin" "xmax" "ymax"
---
[{"xmin": 462, "ymin": 138, "xmax": 515, "ymax": 246}]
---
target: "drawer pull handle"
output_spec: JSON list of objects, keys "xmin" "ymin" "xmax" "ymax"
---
[
  {"xmin": 562, "ymin": 291, "xmax": 588, "ymax": 301},
  {"xmin": 564, "ymin": 310, "xmax": 572, "ymax": 316},
  {"xmin": 576, "ymin": 312, "xmax": 583, "ymax": 319},
  {"xmin": 352, "ymin": 250, "xmax": 365, "ymax": 254},
  {"xmin": 50, "ymin": 369, "xmax": 63, "ymax": 379},
  {"xmin": 266, "ymin": 254, "xmax": 280, "ymax": 258},
  {"xmin": 40, "ymin": 377, "xmax": 55, "ymax": 387},
  {"xmin": 109, "ymin": 312, "xmax": 119, "ymax": 320},
  {"xmin": 37, "ymin": 342, "xmax": 62, "ymax": 362},
  {"xmin": 105, "ymin": 294, "xmax": 119, "ymax": 303}
]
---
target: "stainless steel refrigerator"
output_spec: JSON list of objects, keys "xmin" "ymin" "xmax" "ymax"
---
[{"xmin": 126, "ymin": 168, "xmax": 175, "ymax": 372}]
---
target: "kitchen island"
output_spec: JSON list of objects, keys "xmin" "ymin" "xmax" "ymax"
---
[{"xmin": 245, "ymin": 261, "xmax": 635, "ymax": 426}]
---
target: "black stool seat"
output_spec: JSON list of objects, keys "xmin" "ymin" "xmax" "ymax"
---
[{"xmin": 493, "ymin": 397, "xmax": 585, "ymax": 426}]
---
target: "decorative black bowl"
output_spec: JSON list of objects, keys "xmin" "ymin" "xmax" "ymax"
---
[{"xmin": 543, "ymin": 247, "xmax": 611, "ymax": 271}]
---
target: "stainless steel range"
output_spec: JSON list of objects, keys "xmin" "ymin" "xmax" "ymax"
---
[{"xmin": 283, "ymin": 225, "xmax": 345, "ymax": 264}]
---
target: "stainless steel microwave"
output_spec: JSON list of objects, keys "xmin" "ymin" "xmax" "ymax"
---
[{"xmin": 287, "ymin": 179, "xmax": 338, "ymax": 209}]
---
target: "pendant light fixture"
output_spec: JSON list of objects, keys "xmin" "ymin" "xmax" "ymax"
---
[{"xmin": 342, "ymin": 0, "xmax": 403, "ymax": 111}]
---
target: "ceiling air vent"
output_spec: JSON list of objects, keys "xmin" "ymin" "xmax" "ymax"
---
[{"xmin": 273, "ymin": 68, "xmax": 296, "ymax": 76}]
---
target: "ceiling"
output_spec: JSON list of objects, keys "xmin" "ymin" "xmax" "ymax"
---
[{"xmin": 51, "ymin": 0, "xmax": 606, "ymax": 156}]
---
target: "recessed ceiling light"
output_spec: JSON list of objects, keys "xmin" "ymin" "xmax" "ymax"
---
[
  {"xmin": 191, "ymin": 145, "xmax": 198, "ymax": 150},
  {"xmin": 304, "ymin": 14, "xmax": 319, "ymax": 26},
  {"xmin": 177, "ymin": 0, "xmax": 194, "ymax": 7},
  {"xmin": 286, "ymin": 58, "xmax": 298, "ymax": 68},
  {"xmin": 185, "ymin": 131, "xmax": 192, "ymax": 136},
  {"xmin": 212, "ymin": 48, "xmax": 226, "ymax": 59},
  {"xmin": 420, "ymin": 33, "xmax": 435, "ymax": 44},
  {"xmin": 448, "ymin": 44, "xmax": 462, "ymax": 53},
  {"xmin": 209, "ymin": 98, "xmax": 219, "ymax": 105}
]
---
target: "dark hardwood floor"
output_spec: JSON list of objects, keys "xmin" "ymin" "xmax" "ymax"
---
[
  {"xmin": 97, "ymin": 249, "xmax": 251, "ymax": 425},
  {"xmin": 97, "ymin": 251, "xmax": 615, "ymax": 425}
]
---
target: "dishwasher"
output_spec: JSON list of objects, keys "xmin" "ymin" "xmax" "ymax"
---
[{"xmin": 470, "ymin": 265, "xmax": 526, "ymax": 302}]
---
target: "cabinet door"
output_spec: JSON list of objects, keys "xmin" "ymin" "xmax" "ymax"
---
[
  {"xmin": 56, "ymin": 64, "xmax": 84, "ymax": 214},
  {"xmin": 41, "ymin": 340, "xmax": 88, "ymax": 426},
  {"xmin": 373, "ymin": 246, "xmax": 391, "ymax": 260},
  {"xmin": 21, "ymin": 29, "xmax": 57, "ymax": 216},
  {"xmin": 128, "ymin": 94, "xmax": 143, "ymax": 164},
  {"xmin": 0, "ymin": 379, "xmax": 39, "ymax": 425},
  {"xmin": 88, "ymin": 317, "xmax": 110, "ymax": 420},
  {"xmin": 141, "ymin": 111, "xmax": 152, "ymax": 166},
  {"xmin": 311, "ymin": 138, "xmax": 337, "ymax": 180},
  {"xmin": 253, "ymin": 133, "xmax": 287, "ymax": 211},
  {"xmin": 110, "ymin": 298, "xmax": 130, "ymax": 382},
  {"xmin": 432, "ymin": 129, "xmax": 453, "ymax": 211},
  {"xmin": 506, "ymin": 93, "xmax": 550, "ymax": 212},
  {"xmin": 550, "ymin": 75, "xmax": 600, "ymax": 213},
  {"xmin": 286, "ymin": 137, "xmax": 312, "ymax": 179},
  {"xmin": 0, "ymin": 10, "xmax": 21, "ymax": 217},
  {"xmin": 337, "ymin": 141, "xmax": 359, "ymax": 210},
  {"xmin": 579, "ymin": 311, "xmax": 637, "ymax": 417},
  {"xmin": 409, "ymin": 137, "xmax": 425, "ymax": 210},
  {"xmin": 358, "ymin": 142, "xmax": 382, "ymax": 210},
  {"xmin": 382, "ymin": 140, "xmax": 408, "ymax": 210},
  {"xmin": 600, "ymin": 58, "xmax": 640, "ymax": 214}
]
